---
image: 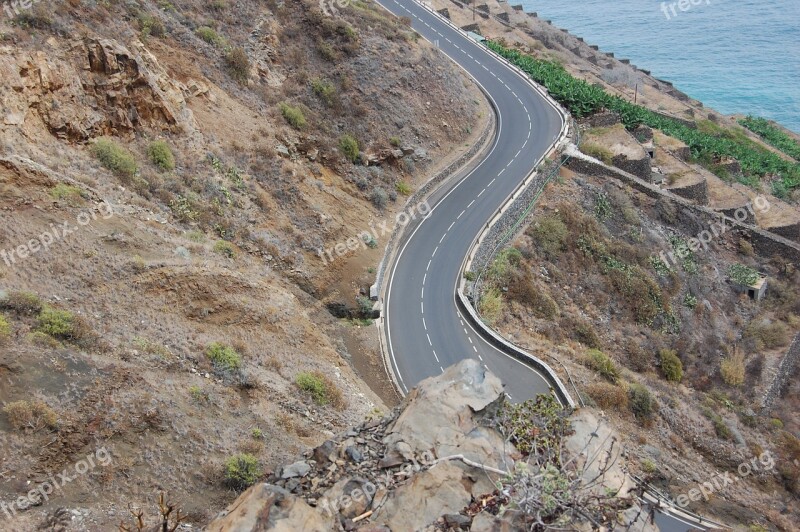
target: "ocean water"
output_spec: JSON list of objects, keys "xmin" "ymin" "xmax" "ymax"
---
[{"xmin": 521, "ymin": 0, "xmax": 800, "ymax": 133}]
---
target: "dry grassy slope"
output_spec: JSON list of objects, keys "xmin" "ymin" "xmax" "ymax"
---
[
  {"xmin": 0, "ymin": 0, "xmax": 483, "ymax": 528},
  {"xmin": 484, "ymin": 168, "xmax": 799, "ymax": 529}
]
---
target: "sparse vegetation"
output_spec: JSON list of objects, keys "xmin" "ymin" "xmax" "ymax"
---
[
  {"xmin": 0, "ymin": 314, "xmax": 10, "ymax": 342},
  {"xmin": 729, "ymin": 263, "xmax": 760, "ymax": 286},
  {"xmin": 720, "ymin": 352, "xmax": 745, "ymax": 387},
  {"xmin": 370, "ymin": 187, "xmax": 388, "ymax": 209},
  {"xmin": 339, "ymin": 134, "xmax": 360, "ymax": 163},
  {"xmin": 3, "ymin": 400, "xmax": 58, "ymax": 431},
  {"xmin": 226, "ymin": 47, "xmax": 251, "ymax": 84},
  {"xmin": 584, "ymin": 349, "xmax": 619, "ymax": 383},
  {"xmin": 206, "ymin": 342, "xmax": 242, "ymax": 373},
  {"xmin": 659, "ymin": 349, "xmax": 683, "ymax": 382},
  {"xmin": 213, "ymin": 240, "xmax": 236, "ymax": 258},
  {"xmin": 36, "ymin": 306, "xmax": 90, "ymax": 344},
  {"xmin": 279, "ymin": 103, "xmax": 307, "ymax": 129},
  {"xmin": 586, "ymin": 382, "xmax": 628, "ymax": 411},
  {"xmin": 295, "ymin": 371, "xmax": 344, "ymax": 408},
  {"xmin": 224, "ymin": 453, "xmax": 261, "ymax": 491},
  {"xmin": 529, "ymin": 215, "xmax": 568, "ymax": 258},
  {"xmin": 395, "ymin": 181, "xmax": 412, "ymax": 196},
  {"xmin": 628, "ymin": 383, "xmax": 654, "ymax": 421},
  {"xmin": 196, "ymin": 26, "xmax": 226, "ymax": 48},
  {"xmin": 0, "ymin": 291, "xmax": 43, "ymax": 315},
  {"xmin": 50, "ymin": 183, "xmax": 85, "ymax": 203},
  {"xmin": 311, "ymin": 78, "xmax": 336, "ymax": 106},
  {"xmin": 580, "ymin": 143, "xmax": 613, "ymax": 165},
  {"xmin": 92, "ymin": 138, "xmax": 137, "ymax": 180},
  {"xmin": 479, "ymin": 287, "xmax": 503, "ymax": 325},
  {"xmin": 147, "ymin": 140, "xmax": 175, "ymax": 171}
]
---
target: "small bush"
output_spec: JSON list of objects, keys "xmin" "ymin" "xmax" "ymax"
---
[
  {"xmin": 226, "ymin": 47, "xmax": 251, "ymax": 84},
  {"xmin": 390, "ymin": 136, "xmax": 401, "ymax": 147},
  {"xmin": 206, "ymin": 342, "xmax": 242, "ymax": 372},
  {"xmin": 3, "ymin": 400, "xmax": 58, "ymax": 431},
  {"xmin": 530, "ymin": 215, "xmax": 568, "ymax": 259},
  {"xmin": 585, "ymin": 382, "xmax": 628, "ymax": 411},
  {"xmin": 196, "ymin": 26, "xmax": 226, "ymax": 47},
  {"xmin": 339, "ymin": 134, "xmax": 360, "ymax": 163},
  {"xmin": 279, "ymin": 103, "xmax": 307, "ymax": 129},
  {"xmin": 395, "ymin": 181, "xmax": 412, "ymax": 196},
  {"xmin": 213, "ymin": 240, "xmax": 236, "ymax": 258},
  {"xmin": 659, "ymin": 349, "xmax": 683, "ymax": 383},
  {"xmin": 720, "ymin": 352, "xmax": 745, "ymax": 387},
  {"xmin": 50, "ymin": 183, "xmax": 85, "ymax": 203},
  {"xmin": 224, "ymin": 453, "xmax": 261, "ymax": 491},
  {"xmin": 0, "ymin": 314, "xmax": 10, "ymax": 342},
  {"xmin": 479, "ymin": 288, "xmax": 503, "ymax": 324},
  {"xmin": 370, "ymin": 187, "xmax": 388, "ymax": 209},
  {"xmin": 311, "ymin": 78, "xmax": 336, "ymax": 106},
  {"xmin": 745, "ymin": 320, "xmax": 790, "ymax": 350},
  {"xmin": 628, "ymin": 383, "xmax": 654, "ymax": 421},
  {"xmin": 295, "ymin": 371, "xmax": 344, "ymax": 408},
  {"xmin": 573, "ymin": 321, "xmax": 601, "ymax": 349},
  {"xmin": 641, "ymin": 459, "xmax": 657, "ymax": 474},
  {"xmin": 147, "ymin": 140, "xmax": 175, "ymax": 171},
  {"xmin": 0, "ymin": 291, "xmax": 43, "ymax": 315},
  {"xmin": 36, "ymin": 306, "xmax": 90, "ymax": 344},
  {"xmin": 584, "ymin": 349, "xmax": 619, "ymax": 383},
  {"xmin": 92, "ymin": 139, "xmax": 137, "ymax": 180}
]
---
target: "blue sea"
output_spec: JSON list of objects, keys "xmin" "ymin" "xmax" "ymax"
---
[{"xmin": 521, "ymin": 0, "xmax": 800, "ymax": 133}]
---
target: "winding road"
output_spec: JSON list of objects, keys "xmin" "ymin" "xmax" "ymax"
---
[
  {"xmin": 376, "ymin": 0, "xmax": 564, "ymax": 401},
  {"xmin": 372, "ymin": 2, "xmax": 720, "ymax": 530}
]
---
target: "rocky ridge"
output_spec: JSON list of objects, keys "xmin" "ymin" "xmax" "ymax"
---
[{"xmin": 208, "ymin": 360, "xmax": 655, "ymax": 531}]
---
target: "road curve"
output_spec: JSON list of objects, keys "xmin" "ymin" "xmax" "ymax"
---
[{"xmin": 376, "ymin": 0, "xmax": 564, "ymax": 402}]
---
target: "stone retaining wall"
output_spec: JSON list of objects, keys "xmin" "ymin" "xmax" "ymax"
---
[
  {"xmin": 761, "ymin": 333, "xmax": 800, "ymax": 413},
  {"xmin": 668, "ymin": 178, "xmax": 709, "ymax": 205},
  {"xmin": 564, "ymin": 153, "xmax": 800, "ymax": 263}
]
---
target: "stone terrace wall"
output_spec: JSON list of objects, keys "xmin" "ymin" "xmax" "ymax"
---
[{"xmin": 761, "ymin": 333, "xmax": 800, "ymax": 413}]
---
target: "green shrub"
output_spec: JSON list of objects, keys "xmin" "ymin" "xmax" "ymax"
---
[
  {"xmin": 226, "ymin": 47, "xmax": 251, "ymax": 84},
  {"xmin": 395, "ymin": 181, "xmax": 412, "ymax": 196},
  {"xmin": 739, "ymin": 116, "xmax": 800, "ymax": 161},
  {"xmin": 683, "ymin": 293, "xmax": 698, "ymax": 309},
  {"xmin": 295, "ymin": 371, "xmax": 344, "ymax": 407},
  {"xmin": 584, "ymin": 349, "xmax": 619, "ymax": 383},
  {"xmin": 224, "ymin": 453, "xmax": 261, "ymax": 491},
  {"xmin": 311, "ymin": 78, "xmax": 336, "ymax": 106},
  {"xmin": 628, "ymin": 383, "xmax": 654, "ymax": 421},
  {"xmin": 495, "ymin": 394, "xmax": 569, "ymax": 456},
  {"xmin": 339, "ymin": 134, "xmax": 360, "ymax": 163},
  {"xmin": 206, "ymin": 342, "xmax": 242, "ymax": 372},
  {"xmin": 0, "ymin": 314, "xmax": 10, "ymax": 342},
  {"xmin": 213, "ymin": 240, "xmax": 236, "ymax": 258},
  {"xmin": 92, "ymin": 138, "xmax": 137, "ymax": 180},
  {"xmin": 530, "ymin": 215, "xmax": 568, "ymax": 259},
  {"xmin": 659, "ymin": 349, "xmax": 683, "ymax": 382},
  {"xmin": 279, "ymin": 103, "xmax": 307, "ymax": 129},
  {"xmin": 479, "ymin": 288, "xmax": 503, "ymax": 325},
  {"xmin": 50, "ymin": 183, "xmax": 85, "ymax": 203},
  {"xmin": 390, "ymin": 136, "xmax": 401, "ymax": 147},
  {"xmin": 0, "ymin": 291, "xmax": 43, "ymax": 315},
  {"xmin": 36, "ymin": 305, "xmax": 76, "ymax": 340},
  {"xmin": 147, "ymin": 140, "xmax": 175, "ymax": 171},
  {"xmin": 745, "ymin": 320, "xmax": 790, "ymax": 350},
  {"xmin": 196, "ymin": 26, "xmax": 226, "ymax": 47},
  {"xmin": 641, "ymin": 459, "xmax": 657, "ymax": 474}
]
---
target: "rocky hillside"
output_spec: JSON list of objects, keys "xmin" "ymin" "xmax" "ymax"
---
[
  {"xmin": 0, "ymin": 0, "xmax": 486, "ymax": 528},
  {"xmin": 206, "ymin": 360, "xmax": 654, "ymax": 532}
]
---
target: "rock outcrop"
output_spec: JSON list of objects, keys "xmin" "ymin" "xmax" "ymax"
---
[{"xmin": 207, "ymin": 360, "xmax": 655, "ymax": 531}]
